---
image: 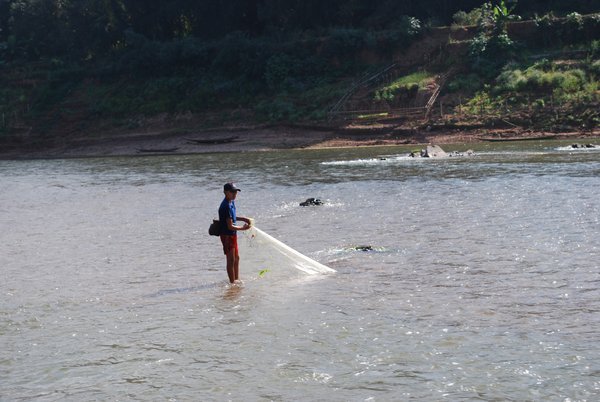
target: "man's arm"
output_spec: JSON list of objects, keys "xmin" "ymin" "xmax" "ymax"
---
[
  {"xmin": 226, "ymin": 217, "xmax": 250, "ymax": 231},
  {"xmin": 237, "ymin": 216, "xmax": 251, "ymax": 225}
]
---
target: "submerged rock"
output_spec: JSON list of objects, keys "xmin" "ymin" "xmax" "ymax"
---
[
  {"xmin": 571, "ymin": 143, "xmax": 598, "ymax": 149},
  {"xmin": 300, "ymin": 198, "xmax": 323, "ymax": 206},
  {"xmin": 346, "ymin": 245, "xmax": 387, "ymax": 252},
  {"xmin": 449, "ymin": 149, "xmax": 475, "ymax": 157},
  {"xmin": 354, "ymin": 245, "xmax": 374, "ymax": 252}
]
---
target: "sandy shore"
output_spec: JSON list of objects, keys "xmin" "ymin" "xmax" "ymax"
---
[{"xmin": 1, "ymin": 124, "xmax": 599, "ymax": 159}]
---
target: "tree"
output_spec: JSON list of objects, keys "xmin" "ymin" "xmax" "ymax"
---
[
  {"xmin": 492, "ymin": 0, "xmax": 519, "ymax": 36},
  {"xmin": 469, "ymin": 1, "xmax": 521, "ymax": 78},
  {"xmin": 0, "ymin": 0, "xmax": 11, "ymax": 42}
]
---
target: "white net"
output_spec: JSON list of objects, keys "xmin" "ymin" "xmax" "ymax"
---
[{"xmin": 239, "ymin": 226, "xmax": 335, "ymax": 275}]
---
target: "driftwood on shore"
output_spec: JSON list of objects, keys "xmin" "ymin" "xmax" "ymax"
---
[
  {"xmin": 185, "ymin": 136, "xmax": 239, "ymax": 145},
  {"xmin": 480, "ymin": 134, "xmax": 557, "ymax": 142},
  {"xmin": 136, "ymin": 147, "xmax": 180, "ymax": 153}
]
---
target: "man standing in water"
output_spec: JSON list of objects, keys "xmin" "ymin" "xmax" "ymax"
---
[{"xmin": 219, "ymin": 182, "xmax": 252, "ymax": 283}]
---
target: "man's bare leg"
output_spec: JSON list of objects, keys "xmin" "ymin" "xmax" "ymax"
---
[
  {"xmin": 234, "ymin": 254, "xmax": 240, "ymax": 281},
  {"xmin": 226, "ymin": 250, "xmax": 236, "ymax": 283}
]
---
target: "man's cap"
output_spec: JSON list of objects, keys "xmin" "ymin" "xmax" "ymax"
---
[{"xmin": 224, "ymin": 182, "xmax": 241, "ymax": 192}]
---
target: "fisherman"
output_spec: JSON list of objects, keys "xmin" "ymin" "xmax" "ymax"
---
[{"xmin": 218, "ymin": 182, "xmax": 252, "ymax": 283}]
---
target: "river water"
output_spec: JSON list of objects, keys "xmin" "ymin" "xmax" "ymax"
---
[{"xmin": 1, "ymin": 141, "xmax": 599, "ymax": 401}]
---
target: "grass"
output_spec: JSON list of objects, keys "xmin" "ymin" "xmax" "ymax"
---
[
  {"xmin": 375, "ymin": 71, "xmax": 435, "ymax": 101},
  {"xmin": 386, "ymin": 71, "xmax": 434, "ymax": 90}
]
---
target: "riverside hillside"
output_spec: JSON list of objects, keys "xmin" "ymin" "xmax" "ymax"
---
[{"xmin": 1, "ymin": 1, "xmax": 599, "ymax": 158}]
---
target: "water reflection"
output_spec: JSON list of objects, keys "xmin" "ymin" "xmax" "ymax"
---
[{"xmin": 222, "ymin": 285, "xmax": 243, "ymax": 302}]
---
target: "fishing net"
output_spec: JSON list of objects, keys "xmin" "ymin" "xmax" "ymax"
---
[{"xmin": 239, "ymin": 226, "xmax": 335, "ymax": 275}]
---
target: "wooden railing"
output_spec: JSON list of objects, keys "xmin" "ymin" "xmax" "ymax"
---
[
  {"xmin": 425, "ymin": 68, "xmax": 455, "ymax": 118},
  {"xmin": 327, "ymin": 38, "xmax": 459, "ymax": 121}
]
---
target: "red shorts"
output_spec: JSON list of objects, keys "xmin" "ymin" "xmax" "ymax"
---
[{"xmin": 220, "ymin": 235, "xmax": 238, "ymax": 255}]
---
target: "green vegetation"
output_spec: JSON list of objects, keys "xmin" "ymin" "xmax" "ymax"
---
[
  {"xmin": 467, "ymin": 1, "xmax": 520, "ymax": 79},
  {"xmin": 437, "ymin": 4, "xmax": 599, "ymax": 132},
  {"xmin": 460, "ymin": 58, "xmax": 599, "ymax": 129},
  {"xmin": 447, "ymin": 74, "xmax": 484, "ymax": 93},
  {"xmin": 1, "ymin": 1, "xmax": 599, "ymax": 141}
]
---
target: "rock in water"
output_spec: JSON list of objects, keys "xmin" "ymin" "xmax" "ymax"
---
[
  {"xmin": 422, "ymin": 145, "xmax": 448, "ymax": 158},
  {"xmin": 300, "ymin": 198, "xmax": 323, "ymax": 206}
]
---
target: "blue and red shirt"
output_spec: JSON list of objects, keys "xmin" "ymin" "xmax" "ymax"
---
[{"xmin": 218, "ymin": 198, "xmax": 236, "ymax": 236}]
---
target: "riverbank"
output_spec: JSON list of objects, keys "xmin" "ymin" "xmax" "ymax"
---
[{"xmin": 1, "ymin": 124, "xmax": 598, "ymax": 159}]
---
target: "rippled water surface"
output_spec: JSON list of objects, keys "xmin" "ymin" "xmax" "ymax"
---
[{"xmin": 1, "ymin": 141, "xmax": 600, "ymax": 401}]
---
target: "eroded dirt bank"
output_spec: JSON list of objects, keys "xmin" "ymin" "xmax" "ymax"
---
[{"xmin": 1, "ymin": 124, "xmax": 598, "ymax": 159}]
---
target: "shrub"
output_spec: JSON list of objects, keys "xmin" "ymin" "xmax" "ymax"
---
[
  {"xmin": 495, "ymin": 68, "xmax": 524, "ymax": 91},
  {"xmin": 211, "ymin": 32, "xmax": 267, "ymax": 78},
  {"xmin": 452, "ymin": 6, "xmax": 488, "ymax": 27},
  {"xmin": 590, "ymin": 60, "xmax": 600, "ymax": 76},
  {"xmin": 565, "ymin": 12, "xmax": 584, "ymax": 29},
  {"xmin": 320, "ymin": 28, "xmax": 371, "ymax": 59},
  {"xmin": 452, "ymin": 11, "xmax": 470, "ymax": 27},
  {"xmin": 496, "ymin": 63, "xmax": 587, "ymax": 94},
  {"xmin": 255, "ymin": 97, "xmax": 298, "ymax": 122},
  {"xmin": 464, "ymin": 91, "xmax": 498, "ymax": 115},
  {"xmin": 393, "ymin": 16, "xmax": 422, "ymax": 36},
  {"xmin": 264, "ymin": 54, "xmax": 294, "ymax": 91},
  {"xmin": 469, "ymin": 31, "xmax": 519, "ymax": 79},
  {"xmin": 446, "ymin": 74, "xmax": 482, "ymax": 93},
  {"xmin": 560, "ymin": 12, "xmax": 586, "ymax": 43},
  {"xmin": 590, "ymin": 40, "xmax": 600, "ymax": 59}
]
